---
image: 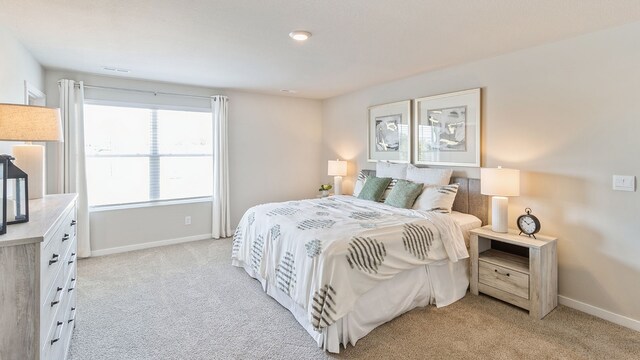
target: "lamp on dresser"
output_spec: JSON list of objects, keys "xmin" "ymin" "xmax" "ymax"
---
[
  {"xmin": 0, "ymin": 103, "xmax": 63, "ymax": 199},
  {"xmin": 480, "ymin": 166, "xmax": 520, "ymax": 233},
  {"xmin": 328, "ymin": 159, "xmax": 348, "ymax": 196}
]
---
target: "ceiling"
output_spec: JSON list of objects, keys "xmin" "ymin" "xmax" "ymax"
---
[{"xmin": 2, "ymin": 0, "xmax": 640, "ymax": 99}]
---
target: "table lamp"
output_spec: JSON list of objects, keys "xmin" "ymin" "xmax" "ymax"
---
[
  {"xmin": 480, "ymin": 166, "xmax": 520, "ymax": 233},
  {"xmin": 0, "ymin": 104, "xmax": 63, "ymax": 199},
  {"xmin": 327, "ymin": 159, "xmax": 347, "ymax": 196}
]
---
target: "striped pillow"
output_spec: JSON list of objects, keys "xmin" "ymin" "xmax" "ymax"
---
[
  {"xmin": 352, "ymin": 171, "xmax": 369, "ymax": 197},
  {"xmin": 380, "ymin": 178, "xmax": 398, "ymax": 202},
  {"xmin": 412, "ymin": 184, "xmax": 459, "ymax": 213}
]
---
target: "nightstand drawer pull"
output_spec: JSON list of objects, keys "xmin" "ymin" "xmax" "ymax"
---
[
  {"xmin": 71, "ymin": 220, "xmax": 77, "ymax": 226},
  {"xmin": 68, "ymin": 252, "xmax": 76, "ymax": 265},
  {"xmin": 62, "ymin": 234, "xmax": 70, "ymax": 242},
  {"xmin": 49, "ymin": 253, "xmax": 60, "ymax": 265},
  {"xmin": 495, "ymin": 269, "xmax": 510, "ymax": 277}
]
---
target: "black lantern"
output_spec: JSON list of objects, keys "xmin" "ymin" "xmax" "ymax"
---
[{"xmin": 0, "ymin": 155, "xmax": 28, "ymax": 226}]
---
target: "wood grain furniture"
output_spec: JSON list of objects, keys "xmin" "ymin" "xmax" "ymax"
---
[
  {"xmin": 0, "ymin": 194, "xmax": 78, "ymax": 360},
  {"xmin": 470, "ymin": 225, "xmax": 557, "ymax": 319}
]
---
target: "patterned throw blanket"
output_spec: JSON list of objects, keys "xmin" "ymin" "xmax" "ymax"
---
[{"xmin": 231, "ymin": 195, "xmax": 468, "ymax": 331}]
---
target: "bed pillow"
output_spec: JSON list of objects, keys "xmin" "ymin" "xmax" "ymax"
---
[
  {"xmin": 357, "ymin": 176, "xmax": 392, "ymax": 202},
  {"xmin": 384, "ymin": 179, "xmax": 424, "ymax": 209},
  {"xmin": 376, "ymin": 161, "xmax": 408, "ymax": 179},
  {"xmin": 406, "ymin": 164, "xmax": 452, "ymax": 185},
  {"xmin": 412, "ymin": 183, "xmax": 459, "ymax": 213},
  {"xmin": 352, "ymin": 171, "xmax": 368, "ymax": 197}
]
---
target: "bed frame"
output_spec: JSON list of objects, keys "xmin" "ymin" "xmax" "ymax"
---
[{"xmin": 359, "ymin": 170, "xmax": 488, "ymax": 225}]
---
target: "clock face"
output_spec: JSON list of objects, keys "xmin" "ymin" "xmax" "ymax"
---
[{"xmin": 518, "ymin": 215, "xmax": 537, "ymax": 234}]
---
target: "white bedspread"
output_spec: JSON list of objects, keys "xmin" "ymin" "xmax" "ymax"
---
[{"xmin": 231, "ymin": 195, "xmax": 468, "ymax": 332}]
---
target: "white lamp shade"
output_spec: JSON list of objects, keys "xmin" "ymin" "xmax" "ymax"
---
[
  {"xmin": 0, "ymin": 104, "xmax": 63, "ymax": 142},
  {"xmin": 480, "ymin": 167, "xmax": 520, "ymax": 197},
  {"xmin": 328, "ymin": 160, "xmax": 347, "ymax": 176}
]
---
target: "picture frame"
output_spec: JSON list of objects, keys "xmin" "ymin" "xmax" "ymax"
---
[
  {"xmin": 413, "ymin": 88, "xmax": 481, "ymax": 167},
  {"xmin": 367, "ymin": 100, "xmax": 411, "ymax": 163}
]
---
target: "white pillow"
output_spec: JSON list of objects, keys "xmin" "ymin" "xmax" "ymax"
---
[
  {"xmin": 376, "ymin": 162, "xmax": 407, "ymax": 179},
  {"xmin": 352, "ymin": 171, "xmax": 368, "ymax": 197},
  {"xmin": 412, "ymin": 184, "xmax": 459, "ymax": 213},
  {"xmin": 406, "ymin": 164, "xmax": 452, "ymax": 185}
]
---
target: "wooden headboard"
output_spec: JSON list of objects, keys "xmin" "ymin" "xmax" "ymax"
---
[{"xmin": 360, "ymin": 170, "xmax": 488, "ymax": 225}]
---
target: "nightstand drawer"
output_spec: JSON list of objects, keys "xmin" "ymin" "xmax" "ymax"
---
[{"xmin": 479, "ymin": 260, "xmax": 529, "ymax": 299}]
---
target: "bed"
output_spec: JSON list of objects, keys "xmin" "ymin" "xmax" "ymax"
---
[{"xmin": 231, "ymin": 173, "xmax": 486, "ymax": 353}]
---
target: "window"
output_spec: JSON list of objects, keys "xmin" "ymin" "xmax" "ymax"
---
[{"xmin": 84, "ymin": 103, "xmax": 213, "ymax": 207}]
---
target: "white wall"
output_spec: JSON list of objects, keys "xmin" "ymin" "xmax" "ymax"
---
[
  {"xmin": 322, "ymin": 22, "xmax": 640, "ymax": 324},
  {"xmin": 44, "ymin": 70, "xmax": 323, "ymax": 252},
  {"xmin": 0, "ymin": 26, "xmax": 44, "ymax": 154}
]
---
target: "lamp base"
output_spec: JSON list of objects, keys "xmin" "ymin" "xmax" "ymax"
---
[
  {"xmin": 13, "ymin": 144, "xmax": 45, "ymax": 199},
  {"xmin": 333, "ymin": 176, "xmax": 343, "ymax": 196},
  {"xmin": 491, "ymin": 196, "xmax": 509, "ymax": 233}
]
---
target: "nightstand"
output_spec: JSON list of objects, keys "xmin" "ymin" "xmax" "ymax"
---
[{"xmin": 470, "ymin": 226, "xmax": 558, "ymax": 319}]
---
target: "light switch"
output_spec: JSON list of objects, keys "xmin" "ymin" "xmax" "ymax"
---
[{"xmin": 612, "ymin": 175, "xmax": 636, "ymax": 192}]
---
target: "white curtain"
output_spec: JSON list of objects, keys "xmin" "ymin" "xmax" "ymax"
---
[
  {"xmin": 211, "ymin": 96, "xmax": 231, "ymax": 238},
  {"xmin": 58, "ymin": 79, "xmax": 91, "ymax": 257}
]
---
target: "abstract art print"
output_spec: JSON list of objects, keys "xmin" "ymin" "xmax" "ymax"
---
[
  {"xmin": 425, "ymin": 106, "xmax": 467, "ymax": 151},
  {"xmin": 368, "ymin": 100, "xmax": 411, "ymax": 162},
  {"xmin": 413, "ymin": 88, "xmax": 480, "ymax": 167},
  {"xmin": 375, "ymin": 114, "xmax": 401, "ymax": 151}
]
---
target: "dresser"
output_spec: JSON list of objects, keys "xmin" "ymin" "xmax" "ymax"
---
[{"xmin": 0, "ymin": 194, "xmax": 78, "ymax": 360}]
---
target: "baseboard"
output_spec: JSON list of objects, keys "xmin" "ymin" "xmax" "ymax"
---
[
  {"xmin": 90, "ymin": 234, "xmax": 213, "ymax": 257},
  {"xmin": 559, "ymin": 295, "xmax": 640, "ymax": 332}
]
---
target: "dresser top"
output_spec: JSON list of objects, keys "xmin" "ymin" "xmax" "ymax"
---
[{"xmin": 0, "ymin": 193, "xmax": 78, "ymax": 247}]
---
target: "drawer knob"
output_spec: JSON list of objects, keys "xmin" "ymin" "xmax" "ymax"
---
[
  {"xmin": 70, "ymin": 220, "xmax": 77, "ymax": 226},
  {"xmin": 62, "ymin": 234, "xmax": 70, "ymax": 242},
  {"xmin": 49, "ymin": 254, "xmax": 59, "ymax": 265},
  {"xmin": 494, "ymin": 269, "xmax": 510, "ymax": 277}
]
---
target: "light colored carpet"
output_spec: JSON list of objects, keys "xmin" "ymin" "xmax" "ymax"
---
[{"xmin": 69, "ymin": 238, "xmax": 639, "ymax": 359}]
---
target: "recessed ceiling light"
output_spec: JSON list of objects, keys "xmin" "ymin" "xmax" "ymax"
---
[
  {"xmin": 289, "ymin": 31, "xmax": 311, "ymax": 41},
  {"xmin": 280, "ymin": 89, "xmax": 297, "ymax": 94},
  {"xmin": 102, "ymin": 66, "xmax": 131, "ymax": 73}
]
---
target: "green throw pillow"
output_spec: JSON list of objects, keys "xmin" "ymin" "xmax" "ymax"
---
[
  {"xmin": 384, "ymin": 179, "xmax": 423, "ymax": 209},
  {"xmin": 357, "ymin": 176, "xmax": 392, "ymax": 201}
]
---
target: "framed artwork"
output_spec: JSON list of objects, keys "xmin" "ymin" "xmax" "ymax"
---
[
  {"xmin": 367, "ymin": 100, "xmax": 411, "ymax": 163},
  {"xmin": 413, "ymin": 88, "xmax": 481, "ymax": 167}
]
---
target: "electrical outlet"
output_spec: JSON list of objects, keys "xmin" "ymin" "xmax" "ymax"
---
[{"xmin": 184, "ymin": 216, "xmax": 192, "ymax": 225}]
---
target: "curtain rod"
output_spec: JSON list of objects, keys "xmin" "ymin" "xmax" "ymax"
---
[{"xmin": 76, "ymin": 83, "xmax": 217, "ymax": 100}]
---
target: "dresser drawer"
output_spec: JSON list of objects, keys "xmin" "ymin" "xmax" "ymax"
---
[
  {"xmin": 57, "ymin": 208, "xmax": 76, "ymax": 268},
  {"xmin": 40, "ymin": 268, "xmax": 67, "ymax": 345},
  {"xmin": 479, "ymin": 260, "xmax": 529, "ymax": 299},
  {"xmin": 61, "ymin": 291, "xmax": 77, "ymax": 359},
  {"xmin": 42, "ymin": 309, "xmax": 66, "ymax": 360},
  {"xmin": 40, "ymin": 207, "xmax": 75, "ymax": 295}
]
